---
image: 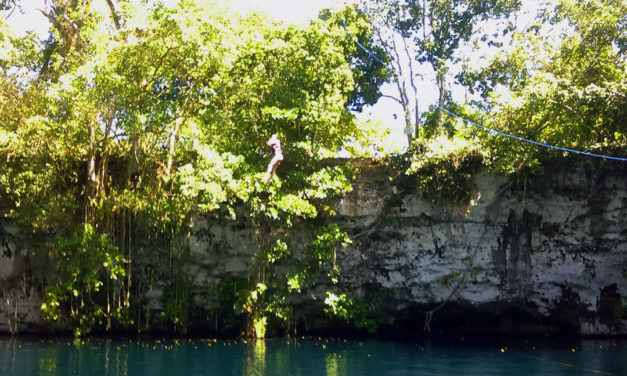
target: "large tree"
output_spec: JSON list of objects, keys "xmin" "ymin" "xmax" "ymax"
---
[{"xmin": 0, "ymin": 0, "xmax": 385, "ymax": 335}]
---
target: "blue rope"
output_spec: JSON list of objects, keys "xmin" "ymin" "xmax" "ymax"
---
[
  {"xmin": 354, "ymin": 39, "xmax": 395, "ymax": 73},
  {"xmin": 436, "ymin": 105, "xmax": 627, "ymax": 162},
  {"xmin": 343, "ymin": 23, "xmax": 626, "ymax": 162},
  {"xmin": 342, "ymin": 21, "xmax": 395, "ymax": 73}
]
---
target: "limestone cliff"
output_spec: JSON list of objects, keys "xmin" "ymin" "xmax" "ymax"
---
[
  {"xmin": 1, "ymin": 158, "xmax": 625, "ymax": 336},
  {"xmin": 333, "ymin": 158, "xmax": 626, "ymax": 336}
]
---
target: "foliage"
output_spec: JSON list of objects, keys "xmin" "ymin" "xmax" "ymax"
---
[
  {"xmin": 40, "ymin": 224, "xmax": 126, "ymax": 336},
  {"xmin": 392, "ymin": 127, "xmax": 485, "ymax": 205},
  {"xmin": 461, "ymin": 0, "xmax": 627, "ymax": 172},
  {"xmin": 213, "ymin": 277, "xmax": 251, "ymax": 336},
  {"xmin": 341, "ymin": 118, "xmax": 402, "ymax": 157},
  {"xmin": 176, "ymin": 143, "xmax": 244, "ymax": 215},
  {"xmin": 201, "ymin": 9, "xmax": 361, "ymax": 161},
  {"xmin": 318, "ymin": 4, "xmax": 392, "ymax": 112},
  {"xmin": 0, "ymin": 0, "xmax": 383, "ymax": 336},
  {"xmin": 235, "ymin": 280, "xmax": 293, "ymax": 338},
  {"xmin": 308, "ymin": 224, "xmax": 349, "ymax": 261},
  {"xmin": 323, "ymin": 292, "xmax": 379, "ymax": 333},
  {"xmin": 160, "ymin": 236, "xmax": 194, "ymax": 335},
  {"xmin": 232, "ymin": 223, "xmax": 352, "ymax": 338}
]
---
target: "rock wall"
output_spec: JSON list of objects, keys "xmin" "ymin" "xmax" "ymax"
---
[
  {"xmin": 1, "ymin": 157, "xmax": 625, "ymax": 336},
  {"xmin": 0, "ymin": 222, "xmax": 44, "ymax": 334},
  {"xmin": 334, "ymin": 159, "xmax": 626, "ymax": 336}
]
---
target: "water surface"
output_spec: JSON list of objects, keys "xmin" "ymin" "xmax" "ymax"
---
[{"xmin": 0, "ymin": 337, "xmax": 625, "ymax": 375}]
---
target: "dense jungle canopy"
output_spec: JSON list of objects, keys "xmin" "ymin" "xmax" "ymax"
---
[{"xmin": 0, "ymin": 0, "xmax": 625, "ymax": 337}]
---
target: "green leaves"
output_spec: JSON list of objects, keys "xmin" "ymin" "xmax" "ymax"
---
[
  {"xmin": 42, "ymin": 224, "xmax": 126, "ymax": 335},
  {"xmin": 176, "ymin": 143, "xmax": 243, "ymax": 213},
  {"xmin": 257, "ymin": 239, "xmax": 291, "ymax": 264},
  {"xmin": 2, "ymin": 1, "xmax": 386, "ymax": 337},
  {"xmin": 307, "ymin": 224, "xmax": 350, "ymax": 266},
  {"xmin": 394, "ymin": 133, "xmax": 484, "ymax": 205},
  {"xmin": 323, "ymin": 291, "xmax": 379, "ymax": 333},
  {"xmin": 212, "ymin": 15, "xmax": 361, "ymax": 158},
  {"xmin": 359, "ymin": 0, "xmax": 522, "ymax": 143},
  {"xmin": 465, "ymin": 0, "xmax": 627, "ymax": 170}
]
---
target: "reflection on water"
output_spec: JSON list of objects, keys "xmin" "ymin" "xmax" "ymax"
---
[
  {"xmin": 0, "ymin": 337, "xmax": 625, "ymax": 376},
  {"xmin": 325, "ymin": 352, "xmax": 347, "ymax": 376},
  {"xmin": 245, "ymin": 340, "xmax": 266, "ymax": 376},
  {"xmin": 37, "ymin": 345, "xmax": 57, "ymax": 376}
]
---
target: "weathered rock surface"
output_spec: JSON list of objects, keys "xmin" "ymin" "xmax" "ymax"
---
[
  {"xmin": 1, "ymin": 158, "xmax": 625, "ymax": 336},
  {"xmin": 334, "ymin": 159, "xmax": 626, "ymax": 336}
]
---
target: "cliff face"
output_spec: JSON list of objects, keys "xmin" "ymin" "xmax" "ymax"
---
[
  {"xmin": 334, "ymin": 159, "xmax": 626, "ymax": 336},
  {"xmin": 1, "ymin": 158, "xmax": 626, "ymax": 336}
]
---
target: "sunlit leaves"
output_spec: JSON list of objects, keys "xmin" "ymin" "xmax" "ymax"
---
[
  {"xmin": 213, "ymin": 16, "xmax": 360, "ymax": 158},
  {"xmin": 257, "ymin": 239, "xmax": 291, "ymax": 264},
  {"xmin": 323, "ymin": 291, "xmax": 378, "ymax": 333},
  {"xmin": 1, "ymin": 1, "xmax": 385, "ymax": 337},
  {"xmin": 306, "ymin": 224, "xmax": 350, "ymax": 266},
  {"xmin": 304, "ymin": 166, "xmax": 353, "ymax": 199},
  {"xmin": 176, "ymin": 143, "xmax": 243, "ymax": 213},
  {"xmin": 466, "ymin": 0, "xmax": 627, "ymax": 170},
  {"xmin": 358, "ymin": 0, "xmax": 521, "ymax": 141}
]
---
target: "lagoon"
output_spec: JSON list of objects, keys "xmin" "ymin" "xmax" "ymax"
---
[{"xmin": 0, "ymin": 337, "xmax": 625, "ymax": 376}]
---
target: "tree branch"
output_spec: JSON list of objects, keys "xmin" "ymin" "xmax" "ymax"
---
[
  {"xmin": 381, "ymin": 94, "xmax": 403, "ymax": 105},
  {"xmin": 402, "ymin": 37, "xmax": 420, "ymax": 137},
  {"xmin": 106, "ymin": 0, "xmax": 121, "ymax": 30},
  {"xmin": 40, "ymin": 9, "xmax": 66, "ymax": 40}
]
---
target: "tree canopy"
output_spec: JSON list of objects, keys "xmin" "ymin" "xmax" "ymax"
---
[
  {"xmin": 357, "ymin": 0, "xmax": 522, "ymax": 144},
  {"xmin": 1, "ymin": 0, "xmax": 384, "ymax": 336},
  {"xmin": 459, "ymin": 0, "xmax": 626, "ymax": 171}
]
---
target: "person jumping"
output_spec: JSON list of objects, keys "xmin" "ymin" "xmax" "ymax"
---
[{"xmin": 264, "ymin": 133, "xmax": 283, "ymax": 184}]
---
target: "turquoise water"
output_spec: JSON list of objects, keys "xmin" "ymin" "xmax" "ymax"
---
[{"xmin": 0, "ymin": 337, "xmax": 625, "ymax": 375}]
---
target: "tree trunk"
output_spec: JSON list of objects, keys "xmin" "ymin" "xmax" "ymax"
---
[
  {"xmin": 165, "ymin": 117, "xmax": 181, "ymax": 178},
  {"xmin": 85, "ymin": 124, "xmax": 98, "ymax": 223},
  {"xmin": 437, "ymin": 74, "xmax": 446, "ymax": 107}
]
